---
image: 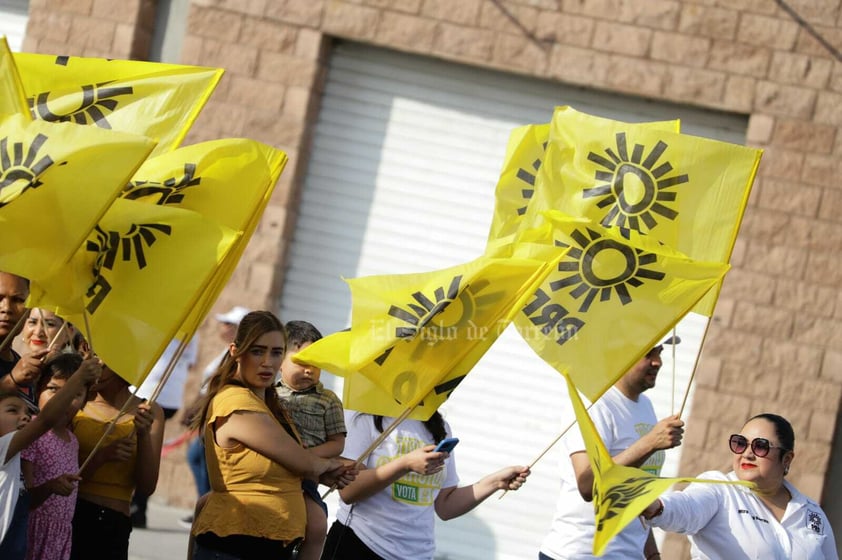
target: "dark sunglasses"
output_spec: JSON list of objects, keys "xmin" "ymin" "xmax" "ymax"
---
[{"xmin": 729, "ymin": 434, "xmax": 786, "ymax": 458}]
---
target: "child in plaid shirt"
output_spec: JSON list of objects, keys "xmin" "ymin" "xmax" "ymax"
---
[{"xmin": 276, "ymin": 321, "xmax": 346, "ymax": 560}]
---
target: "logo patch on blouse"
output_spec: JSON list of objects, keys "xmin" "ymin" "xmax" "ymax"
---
[{"xmin": 807, "ymin": 510, "xmax": 824, "ymax": 534}]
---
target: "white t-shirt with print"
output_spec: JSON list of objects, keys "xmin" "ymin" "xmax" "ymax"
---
[
  {"xmin": 336, "ymin": 413, "xmax": 459, "ymax": 560},
  {"xmin": 540, "ymin": 386, "xmax": 662, "ymax": 559},
  {"xmin": 0, "ymin": 431, "xmax": 22, "ymax": 547}
]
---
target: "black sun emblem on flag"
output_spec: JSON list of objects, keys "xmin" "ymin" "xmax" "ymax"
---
[
  {"xmin": 30, "ymin": 80, "xmax": 134, "ymax": 129},
  {"xmin": 0, "ymin": 133, "xmax": 54, "ymax": 207},
  {"xmin": 583, "ymin": 132, "xmax": 686, "ymax": 235},
  {"xmin": 372, "ymin": 274, "xmax": 505, "ymax": 368},
  {"xmin": 122, "ymin": 163, "xmax": 201, "ymax": 205},
  {"xmin": 513, "ymin": 142, "xmax": 546, "ymax": 216},
  {"xmin": 86, "ymin": 222, "xmax": 173, "ymax": 275},
  {"xmin": 388, "ymin": 275, "xmax": 464, "ymax": 340},
  {"xmin": 550, "ymin": 227, "xmax": 665, "ymax": 313}
]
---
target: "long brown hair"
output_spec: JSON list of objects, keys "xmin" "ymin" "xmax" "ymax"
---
[{"xmin": 191, "ymin": 311, "xmax": 296, "ymax": 438}]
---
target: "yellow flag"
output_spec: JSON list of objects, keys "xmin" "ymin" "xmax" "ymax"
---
[
  {"xmin": 45, "ymin": 199, "xmax": 238, "ymax": 386},
  {"xmin": 0, "ymin": 114, "xmax": 156, "ymax": 284},
  {"xmin": 293, "ymin": 329, "xmax": 447, "ymax": 420},
  {"xmin": 118, "ymin": 138, "xmax": 288, "ymax": 338},
  {"xmin": 347, "ymin": 255, "xmax": 552, "ymax": 410},
  {"xmin": 513, "ymin": 212, "xmax": 728, "ymax": 402},
  {"xmin": 485, "ymin": 116, "xmax": 679, "ymax": 257},
  {"xmin": 0, "ymin": 37, "xmax": 28, "ymax": 117},
  {"xmin": 485, "ymin": 123, "xmax": 549, "ymax": 254},
  {"xmin": 295, "ymin": 256, "xmax": 553, "ymax": 415},
  {"xmin": 563, "ymin": 372, "xmax": 753, "ymax": 556},
  {"xmin": 14, "ymin": 53, "xmax": 222, "ymax": 156},
  {"xmin": 343, "ymin": 370, "xmax": 445, "ymax": 420},
  {"xmin": 523, "ymin": 106, "xmax": 762, "ymax": 315}
]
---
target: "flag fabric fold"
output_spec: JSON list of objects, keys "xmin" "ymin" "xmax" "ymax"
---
[
  {"xmin": 521, "ymin": 106, "xmax": 761, "ymax": 315},
  {"xmin": 563, "ymin": 372, "xmax": 753, "ymax": 556},
  {"xmin": 0, "ymin": 114, "xmax": 156, "ymax": 285},
  {"xmin": 511, "ymin": 212, "xmax": 728, "ymax": 402},
  {"xmin": 295, "ymin": 255, "xmax": 555, "ymax": 419},
  {"xmin": 43, "ymin": 198, "xmax": 239, "ymax": 387},
  {"xmin": 485, "ymin": 115, "xmax": 680, "ymax": 258},
  {"xmin": 14, "ymin": 53, "xmax": 223, "ymax": 156},
  {"xmin": 290, "ymin": 329, "xmax": 441, "ymax": 420},
  {"xmin": 119, "ymin": 138, "xmax": 288, "ymax": 340},
  {"xmin": 0, "ymin": 37, "xmax": 28, "ymax": 117}
]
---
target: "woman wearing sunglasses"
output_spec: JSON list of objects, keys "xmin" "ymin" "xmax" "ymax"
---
[{"xmin": 641, "ymin": 413, "xmax": 837, "ymax": 559}]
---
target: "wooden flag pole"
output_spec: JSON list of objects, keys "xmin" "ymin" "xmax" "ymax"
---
[
  {"xmin": 678, "ymin": 318, "xmax": 712, "ymax": 418},
  {"xmin": 148, "ymin": 337, "xmax": 190, "ymax": 405},
  {"xmin": 0, "ymin": 312, "xmax": 27, "ymax": 356},
  {"xmin": 499, "ymin": 399, "xmax": 595, "ymax": 500},
  {"xmin": 76, "ymin": 387, "xmax": 144, "ymax": 474},
  {"xmin": 321, "ymin": 404, "xmax": 416, "ymax": 499},
  {"xmin": 75, "ymin": 307, "xmax": 145, "ymax": 474},
  {"xmin": 669, "ymin": 327, "xmax": 677, "ymax": 415},
  {"xmin": 45, "ymin": 319, "xmax": 69, "ymax": 353}
]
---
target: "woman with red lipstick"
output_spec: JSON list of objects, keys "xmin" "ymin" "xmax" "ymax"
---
[
  {"xmin": 642, "ymin": 413, "xmax": 837, "ymax": 559},
  {"xmin": 9, "ymin": 309, "xmax": 76, "ymax": 412},
  {"xmin": 189, "ymin": 311, "xmax": 356, "ymax": 560},
  {"xmin": 20, "ymin": 309, "xmax": 75, "ymax": 355}
]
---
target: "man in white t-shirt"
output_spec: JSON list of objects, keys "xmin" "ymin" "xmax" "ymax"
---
[{"xmin": 539, "ymin": 338, "xmax": 685, "ymax": 560}]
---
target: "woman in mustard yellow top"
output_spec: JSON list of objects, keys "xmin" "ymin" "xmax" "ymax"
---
[
  {"xmin": 190, "ymin": 311, "xmax": 355, "ymax": 560},
  {"xmin": 70, "ymin": 365, "xmax": 165, "ymax": 560}
]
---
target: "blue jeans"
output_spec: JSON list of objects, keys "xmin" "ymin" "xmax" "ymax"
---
[{"xmin": 187, "ymin": 435, "xmax": 211, "ymax": 496}]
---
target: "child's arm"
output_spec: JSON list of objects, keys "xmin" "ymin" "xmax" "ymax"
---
[
  {"xmin": 307, "ymin": 433, "xmax": 344, "ymax": 459},
  {"xmin": 6, "ymin": 358, "xmax": 101, "ymax": 461},
  {"xmin": 338, "ymin": 445, "xmax": 445, "ymax": 504},
  {"xmin": 309, "ymin": 396, "xmax": 346, "ymax": 459},
  {"xmin": 22, "ymin": 458, "xmax": 80, "ymax": 510}
]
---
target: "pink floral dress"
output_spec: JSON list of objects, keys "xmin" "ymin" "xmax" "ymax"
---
[{"xmin": 21, "ymin": 429, "xmax": 79, "ymax": 560}]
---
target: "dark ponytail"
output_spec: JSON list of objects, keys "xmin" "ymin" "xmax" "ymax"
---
[{"xmin": 374, "ymin": 411, "xmax": 447, "ymax": 443}]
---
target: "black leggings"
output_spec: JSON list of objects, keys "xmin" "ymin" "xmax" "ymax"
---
[{"xmin": 320, "ymin": 521, "xmax": 384, "ymax": 560}]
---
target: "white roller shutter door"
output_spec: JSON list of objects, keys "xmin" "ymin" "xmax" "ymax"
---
[{"xmin": 279, "ymin": 41, "xmax": 747, "ymax": 560}]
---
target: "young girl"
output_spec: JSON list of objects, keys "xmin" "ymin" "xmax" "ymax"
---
[
  {"xmin": 70, "ymin": 364, "xmax": 165, "ymax": 560},
  {"xmin": 323, "ymin": 411, "xmax": 530, "ymax": 560},
  {"xmin": 21, "ymin": 354, "xmax": 88, "ymax": 560},
  {"xmin": 0, "ymin": 356, "xmax": 101, "ymax": 560}
]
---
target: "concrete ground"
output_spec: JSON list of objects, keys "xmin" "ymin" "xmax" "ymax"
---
[{"xmin": 129, "ymin": 499, "xmax": 193, "ymax": 560}]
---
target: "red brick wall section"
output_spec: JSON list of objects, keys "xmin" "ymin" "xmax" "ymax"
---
[{"xmin": 21, "ymin": 2, "xmax": 842, "ymax": 553}]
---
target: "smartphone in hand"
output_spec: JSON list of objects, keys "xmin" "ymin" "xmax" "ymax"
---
[{"xmin": 433, "ymin": 437, "xmax": 459, "ymax": 453}]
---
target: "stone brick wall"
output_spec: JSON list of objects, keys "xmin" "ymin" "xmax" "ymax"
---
[
  {"xmin": 23, "ymin": 0, "xmax": 156, "ymax": 58},
  {"xmin": 22, "ymin": 0, "xmax": 842, "ymax": 556}
]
